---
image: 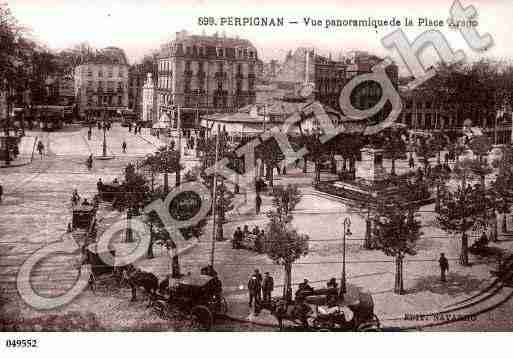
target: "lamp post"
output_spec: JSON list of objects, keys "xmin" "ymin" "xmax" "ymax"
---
[
  {"xmin": 340, "ymin": 217, "xmax": 352, "ymax": 297},
  {"xmin": 102, "ymin": 120, "xmax": 107, "ymax": 157}
]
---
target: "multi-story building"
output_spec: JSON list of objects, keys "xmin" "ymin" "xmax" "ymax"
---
[
  {"xmin": 45, "ymin": 75, "xmax": 75, "ymax": 106},
  {"xmin": 128, "ymin": 64, "xmax": 146, "ymax": 117},
  {"xmin": 74, "ymin": 47, "xmax": 129, "ymax": 118},
  {"xmin": 156, "ymin": 30, "xmax": 259, "ymax": 128},
  {"xmin": 141, "ymin": 73, "xmax": 157, "ymax": 125},
  {"xmin": 275, "ymin": 48, "xmax": 399, "ymax": 124}
]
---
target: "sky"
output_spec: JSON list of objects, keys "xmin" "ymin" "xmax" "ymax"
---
[{"xmin": 8, "ymin": 0, "xmax": 513, "ymax": 71}]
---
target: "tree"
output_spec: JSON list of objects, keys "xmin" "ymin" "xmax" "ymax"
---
[
  {"xmin": 256, "ymin": 136, "xmax": 284, "ymax": 187},
  {"xmin": 430, "ymin": 131, "xmax": 449, "ymax": 165},
  {"xmin": 373, "ymin": 200, "xmax": 420, "ymax": 294},
  {"xmin": 264, "ymin": 184, "xmax": 306, "ymax": 301},
  {"xmin": 113, "ymin": 163, "xmax": 150, "ymax": 243},
  {"xmin": 491, "ymin": 146, "xmax": 513, "ymax": 233},
  {"xmin": 428, "ymin": 164, "xmax": 451, "ymax": 212},
  {"xmin": 265, "ymin": 212, "xmax": 309, "ymax": 301},
  {"xmin": 437, "ymin": 184, "xmax": 496, "ymax": 266},
  {"xmin": 141, "ymin": 146, "xmax": 181, "ymax": 193},
  {"xmin": 145, "ymin": 191, "xmax": 208, "ymax": 277},
  {"xmin": 270, "ymin": 184, "xmax": 301, "ymax": 219},
  {"xmin": 381, "ymin": 127, "xmax": 407, "ymax": 176},
  {"xmin": 454, "ymin": 158, "xmax": 493, "ymax": 189},
  {"xmin": 414, "ymin": 136, "xmax": 434, "ymax": 172}
]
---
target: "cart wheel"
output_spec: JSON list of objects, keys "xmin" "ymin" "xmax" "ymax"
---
[
  {"xmin": 152, "ymin": 300, "xmax": 171, "ymax": 320},
  {"xmin": 191, "ymin": 305, "xmax": 213, "ymax": 331},
  {"xmin": 356, "ymin": 321, "xmax": 381, "ymax": 332}
]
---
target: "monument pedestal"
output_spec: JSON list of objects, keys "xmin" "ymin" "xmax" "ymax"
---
[
  {"xmin": 355, "ymin": 147, "xmax": 387, "ymax": 184},
  {"xmin": 317, "ymin": 147, "xmax": 397, "ymax": 205}
]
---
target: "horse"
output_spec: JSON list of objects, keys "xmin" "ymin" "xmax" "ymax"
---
[
  {"xmin": 256, "ymin": 298, "xmax": 312, "ymax": 331},
  {"xmin": 122, "ymin": 265, "xmax": 159, "ymax": 307}
]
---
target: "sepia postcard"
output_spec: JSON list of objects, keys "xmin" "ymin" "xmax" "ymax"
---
[{"xmin": 1, "ymin": 0, "xmax": 513, "ymax": 352}]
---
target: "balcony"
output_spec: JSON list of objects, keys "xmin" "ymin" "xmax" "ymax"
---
[
  {"xmin": 215, "ymin": 72, "xmax": 227, "ymax": 79},
  {"xmin": 197, "ymin": 71, "xmax": 206, "ymax": 78},
  {"xmin": 248, "ymin": 73, "xmax": 256, "ymax": 79},
  {"xmin": 184, "ymin": 70, "xmax": 193, "ymax": 77},
  {"xmin": 236, "ymin": 72, "xmax": 244, "ymax": 79}
]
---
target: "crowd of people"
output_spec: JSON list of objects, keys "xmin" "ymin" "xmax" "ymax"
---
[{"xmin": 232, "ymin": 225, "xmax": 266, "ymax": 252}]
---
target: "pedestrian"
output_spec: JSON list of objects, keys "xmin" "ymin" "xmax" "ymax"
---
[
  {"xmin": 444, "ymin": 152, "xmax": 449, "ymax": 165},
  {"xmin": 0, "ymin": 183, "xmax": 3, "ymax": 203},
  {"xmin": 87, "ymin": 128, "xmax": 92, "ymax": 140},
  {"xmin": 262, "ymin": 272, "xmax": 274, "ymax": 303},
  {"xmin": 255, "ymin": 193, "xmax": 262, "ymax": 215},
  {"xmin": 97, "ymin": 178, "xmax": 103, "ymax": 193},
  {"xmin": 71, "ymin": 189, "xmax": 80, "ymax": 206},
  {"xmin": 255, "ymin": 230, "xmax": 264, "ymax": 253},
  {"xmin": 439, "ymin": 253, "xmax": 449, "ymax": 282},
  {"xmin": 253, "ymin": 269, "xmax": 263, "ymax": 302},
  {"xmin": 128, "ymin": 123, "xmax": 132, "ymax": 133},
  {"xmin": 252, "ymin": 225, "xmax": 260, "ymax": 236},
  {"xmin": 408, "ymin": 154, "xmax": 415, "ymax": 169},
  {"xmin": 86, "ymin": 154, "xmax": 93, "ymax": 170},
  {"xmin": 233, "ymin": 226, "xmax": 243, "ymax": 249},
  {"xmin": 247, "ymin": 274, "xmax": 261, "ymax": 310},
  {"xmin": 37, "ymin": 140, "xmax": 44, "ymax": 160},
  {"xmin": 242, "ymin": 225, "xmax": 250, "ymax": 239},
  {"xmin": 122, "ymin": 140, "xmax": 127, "ymax": 153}
]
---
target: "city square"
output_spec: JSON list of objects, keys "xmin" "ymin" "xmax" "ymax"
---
[{"xmin": 2, "ymin": 1, "xmax": 513, "ymax": 334}]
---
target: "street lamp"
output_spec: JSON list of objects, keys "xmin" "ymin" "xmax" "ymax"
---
[{"xmin": 340, "ymin": 217, "xmax": 352, "ymax": 297}]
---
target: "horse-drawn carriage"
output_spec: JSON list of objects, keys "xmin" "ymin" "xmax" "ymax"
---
[
  {"xmin": 151, "ymin": 274, "xmax": 228, "ymax": 330},
  {"xmin": 72, "ymin": 203, "xmax": 96, "ymax": 230},
  {"xmin": 98, "ymin": 182, "xmax": 122, "ymax": 202},
  {"xmin": 259, "ymin": 284, "xmax": 381, "ymax": 331}
]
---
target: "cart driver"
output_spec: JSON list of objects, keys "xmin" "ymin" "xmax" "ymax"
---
[{"xmin": 210, "ymin": 273, "xmax": 223, "ymax": 298}]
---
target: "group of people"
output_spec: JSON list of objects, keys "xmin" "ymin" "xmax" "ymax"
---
[
  {"xmin": 97, "ymin": 121, "xmax": 112, "ymax": 131},
  {"xmin": 232, "ymin": 225, "xmax": 266, "ymax": 253},
  {"xmin": 70, "ymin": 189, "xmax": 94, "ymax": 207},
  {"xmin": 128, "ymin": 123, "xmax": 143, "ymax": 134},
  {"xmin": 247, "ymin": 269, "xmax": 274, "ymax": 309}
]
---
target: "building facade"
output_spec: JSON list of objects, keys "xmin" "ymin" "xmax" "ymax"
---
[
  {"xmin": 128, "ymin": 65, "xmax": 146, "ymax": 117},
  {"xmin": 156, "ymin": 31, "xmax": 259, "ymax": 127},
  {"xmin": 275, "ymin": 49, "xmax": 399, "ymax": 121},
  {"xmin": 142, "ymin": 73, "xmax": 157, "ymax": 124},
  {"xmin": 74, "ymin": 47, "xmax": 129, "ymax": 117}
]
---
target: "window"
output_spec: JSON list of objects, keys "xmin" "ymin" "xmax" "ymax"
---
[
  {"xmin": 119, "ymin": 68, "xmax": 124, "ymax": 77},
  {"xmin": 87, "ymin": 67, "xmax": 93, "ymax": 77},
  {"xmin": 118, "ymin": 96, "xmax": 122, "ymax": 106},
  {"xmin": 108, "ymin": 66, "xmax": 113, "ymax": 78}
]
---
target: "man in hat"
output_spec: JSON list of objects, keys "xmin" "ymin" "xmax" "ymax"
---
[
  {"xmin": 439, "ymin": 253, "xmax": 449, "ymax": 282},
  {"xmin": 262, "ymin": 272, "xmax": 274, "ymax": 303}
]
